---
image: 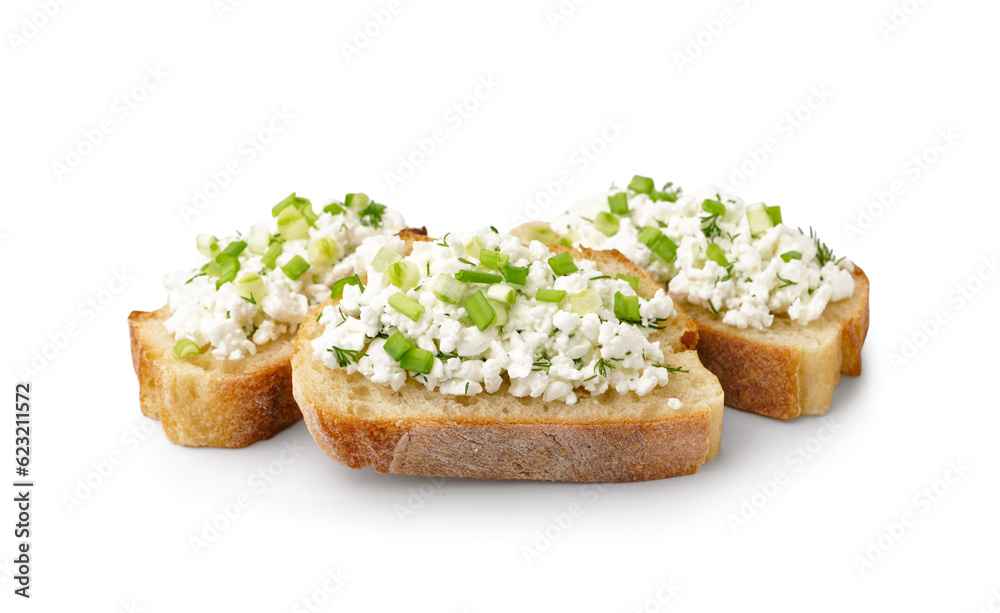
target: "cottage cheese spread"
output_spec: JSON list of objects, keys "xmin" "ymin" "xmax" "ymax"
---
[
  {"xmin": 549, "ymin": 182, "xmax": 855, "ymax": 329},
  {"xmin": 164, "ymin": 195, "xmax": 405, "ymax": 359},
  {"xmin": 311, "ymin": 231, "xmax": 685, "ymax": 405}
]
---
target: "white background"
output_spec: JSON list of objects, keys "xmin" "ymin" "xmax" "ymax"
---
[{"xmin": 2, "ymin": 0, "xmax": 999, "ymax": 611}]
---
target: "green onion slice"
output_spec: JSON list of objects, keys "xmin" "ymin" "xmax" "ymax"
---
[
  {"xmin": 746, "ymin": 203, "xmax": 774, "ymax": 237},
  {"xmin": 706, "ymin": 243, "xmax": 730, "ymax": 267},
  {"xmin": 433, "ymin": 275, "xmax": 466, "ymax": 304},
  {"xmin": 486, "ymin": 284, "xmax": 517, "ymax": 305},
  {"xmin": 780, "ymin": 250, "xmax": 802, "ymax": 263},
  {"xmin": 535, "ymin": 289, "xmax": 566, "ymax": 303},
  {"xmin": 502, "ymin": 265, "xmax": 529, "ymax": 286},
  {"xmin": 766, "ymin": 205, "xmax": 783, "ymax": 225},
  {"xmin": 281, "ymin": 255, "xmax": 310, "ymax": 281},
  {"xmin": 650, "ymin": 235, "xmax": 678, "ymax": 263},
  {"xmin": 344, "ymin": 193, "xmax": 371, "ymax": 210},
  {"xmin": 628, "ymin": 175, "xmax": 655, "ymax": 194},
  {"xmin": 399, "ymin": 346, "xmax": 434, "ymax": 375},
  {"xmin": 272, "ymin": 193, "xmax": 299, "ymax": 217},
  {"xmin": 217, "ymin": 240, "xmax": 247, "ymax": 262},
  {"xmin": 248, "ymin": 224, "xmax": 271, "ymax": 255},
  {"xmin": 308, "ymin": 237, "xmax": 341, "ymax": 267},
  {"xmin": 489, "ymin": 299, "xmax": 510, "ymax": 326},
  {"xmin": 616, "ymin": 274, "xmax": 640, "ymax": 291},
  {"xmin": 570, "ymin": 288, "xmax": 602, "ymax": 315},
  {"xmin": 548, "ymin": 252, "xmax": 578, "ymax": 277},
  {"xmin": 276, "ymin": 206, "xmax": 309, "ymax": 241},
  {"xmin": 479, "ymin": 249, "xmax": 510, "ymax": 270},
  {"xmin": 388, "ymin": 293, "xmax": 425, "ymax": 322},
  {"xmin": 371, "ymin": 247, "xmax": 402, "ymax": 273},
  {"xmin": 614, "ymin": 291, "xmax": 641, "ymax": 323},
  {"xmin": 235, "ymin": 273, "xmax": 266, "ymax": 304},
  {"xmin": 331, "ymin": 274, "xmax": 362, "ymax": 299},
  {"xmin": 261, "ymin": 241, "xmax": 283, "ymax": 270},
  {"xmin": 702, "ymin": 198, "xmax": 726, "ymax": 216},
  {"xmin": 638, "ymin": 226, "xmax": 663, "ymax": 248},
  {"xmin": 197, "ymin": 234, "xmax": 220, "ymax": 258},
  {"xmin": 594, "ymin": 211, "xmax": 620, "ymax": 237},
  {"xmin": 608, "ymin": 192, "xmax": 629, "ymax": 215},
  {"xmin": 215, "ymin": 257, "xmax": 240, "ymax": 289},
  {"xmin": 455, "ymin": 270, "xmax": 503, "ymax": 284},
  {"xmin": 526, "ymin": 226, "xmax": 561, "ymax": 246},
  {"xmin": 323, "ymin": 201, "xmax": 345, "ymax": 216},
  {"xmin": 383, "ymin": 332, "xmax": 414, "ymax": 361},
  {"xmin": 464, "ymin": 290, "xmax": 496, "ymax": 330},
  {"xmin": 173, "ymin": 339, "xmax": 202, "ymax": 359},
  {"xmin": 387, "ymin": 260, "xmax": 420, "ymax": 291}
]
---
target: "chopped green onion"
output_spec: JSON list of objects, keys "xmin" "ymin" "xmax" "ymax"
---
[
  {"xmin": 650, "ymin": 235, "xmax": 678, "ymax": 263},
  {"xmin": 638, "ymin": 226, "xmax": 663, "ymax": 248},
  {"xmin": 766, "ymin": 205, "xmax": 783, "ymax": 225},
  {"xmin": 323, "ymin": 201, "xmax": 345, "ymax": 216},
  {"xmin": 548, "ymin": 252, "xmax": 578, "ymax": 277},
  {"xmin": 608, "ymin": 192, "xmax": 629, "ymax": 215},
  {"xmin": 271, "ymin": 193, "xmax": 299, "ymax": 217},
  {"xmin": 628, "ymin": 175, "xmax": 655, "ymax": 194},
  {"xmin": 202, "ymin": 260, "xmax": 222, "ymax": 277},
  {"xmin": 486, "ymin": 284, "xmax": 516, "ymax": 305},
  {"xmin": 526, "ymin": 225, "xmax": 561, "ymax": 246},
  {"xmin": 455, "ymin": 269, "xmax": 503, "ymax": 284},
  {"xmin": 535, "ymin": 289, "xmax": 566, "ymax": 303},
  {"xmin": 479, "ymin": 249, "xmax": 509, "ymax": 270},
  {"xmin": 371, "ymin": 247, "xmax": 402, "ymax": 273},
  {"xmin": 701, "ymin": 198, "xmax": 726, "ymax": 216},
  {"xmin": 248, "ymin": 224, "xmax": 271, "ymax": 255},
  {"xmin": 296, "ymin": 198, "xmax": 318, "ymax": 226},
  {"xmin": 331, "ymin": 274, "xmax": 362, "ymax": 299},
  {"xmin": 433, "ymin": 275, "xmax": 466, "ymax": 304},
  {"xmin": 614, "ymin": 291, "xmax": 641, "ymax": 323},
  {"xmin": 746, "ymin": 203, "xmax": 774, "ymax": 237},
  {"xmin": 570, "ymin": 288, "xmax": 603, "ymax": 315},
  {"xmin": 197, "ymin": 234, "xmax": 220, "ymax": 258},
  {"xmin": 276, "ymin": 205, "xmax": 309, "ymax": 241},
  {"xmin": 464, "ymin": 290, "xmax": 496, "ymax": 330},
  {"xmin": 616, "ymin": 274, "xmax": 640, "ymax": 291},
  {"xmin": 344, "ymin": 192, "xmax": 371, "ymax": 210},
  {"xmin": 215, "ymin": 257, "xmax": 240, "ymax": 289},
  {"xmin": 173, "ymin": 339, "xmax": 202, "ymax": 359},
  {"xmin": 308, "ymin": 237, "xmax": 341, "ymax": 267},
  {"xmin": 780, "ymin": 250, "xmax": 803, "ymax": 263},
  {"xmin": 398, "ymin": 346, "xmax": 434, "ymax": 375},
  {"xmin": 502, "ymin": 265, "xmax": 529, "ymax": 285},
  {"xmin": 388, "ymin": 293, "xmax": 425, "ymax": 322},
  {"xmin": 281, "ymin": 255, "xmax": 310, "ymax": 281},
  {"xmin": 217, "ymin": 240, "xmax": 247, "ymax": 262},
  {"xmin": 235, "ymin": 273, "xmax": 266, "ymax": 304},
  {"xmin": 706, "ymin": 243, "xmax": 730, "ymax": 267},
  {"xmin": 387, "ymin": 260, "xmax": 420, "ymax": 291},
  {"xmin": 383, "ymin": 332, "xmax": 414, "ymax": 361},
  {"xmin": 594, "ymin": 211, "xmax": 620, "ymax": 237},
  {"xmin": 489, "ymin": 299, "xmax": 509, "ymax": 326},
  {"xmin": 464, "ymin": 237, "xmax": 484, "ymax": 259},
  {"xmin": 261, "ymin": 241, "xmax": 283, "ymax": 270}
]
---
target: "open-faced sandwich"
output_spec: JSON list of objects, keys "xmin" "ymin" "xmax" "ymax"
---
[
  {"xmin": 129, "ymin": 193, "xmax": 410, "ymax": 447},
  {"xmin": 514, "ymin": 177, "xmax": 869, "ymax": 419},
  {"xmin": 291, "ymin": 229, "xmax": 723, "ymax": 482}
]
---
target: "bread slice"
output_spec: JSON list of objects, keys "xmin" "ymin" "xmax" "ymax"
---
[
  {"xmin": 128, "ymin": 226, "xmax": 430, "ymax": 448},
  {"xmin": 128, "ymin": 307, "xmax": 300, "ymax": 447},
  {"xmin": 512, "ymin": 222, "xmax": 870, "ymax": 419},
  {"xmin": 291, "ymin": 235, "xmax": 724, "ymax": 482}
]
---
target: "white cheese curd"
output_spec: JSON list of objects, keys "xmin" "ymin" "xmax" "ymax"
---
[
  {"xmin": 163, "ymin": 194, "xmax": 405, "ymax": 359},
  {"xmin": 311, "ymin": 231, "xmax": 687, "ymax": 405},
  {"xmin": 549, "ymin": 180, "xmax": 855, "ymax": 330}
]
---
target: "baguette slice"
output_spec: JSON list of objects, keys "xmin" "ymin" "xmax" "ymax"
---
[
  {"xmin": 291, "ymin": 234, "xmax": 724, "ymax": 482},
  {"xmin": 512, "ymin": 222, "xmax": 870, "ymax": 419},
  {"xmin": 129, "ymin": 226, "xmax": 429, "ymax": 448}
]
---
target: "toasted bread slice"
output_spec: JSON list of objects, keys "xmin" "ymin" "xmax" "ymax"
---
[
  {"xmin": 291, "ymin": 236, "xmax": 724, "ymax": 482},
  {"xmin": 129, "ymin": 226, "xmax": 429, "ymax": 448},
  {"xmin": 512, "ymin": 222, "xmax": 870, "ymax": 419},
  {"xmin": 129, "ymin": 307, "xmax": 300, "ymax": 447}
]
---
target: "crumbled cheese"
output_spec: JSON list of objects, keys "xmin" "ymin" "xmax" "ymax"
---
[
  {"xmin": 550, "ymin": 184, "xmax": 855, "ymax": 329},
  {"xmin": 163, "ymin": 199, "xmax": 405, "ymax": 359},
  {"xmin": 312, "ymin": 232, "xmax": 685, "ymax": 404}
]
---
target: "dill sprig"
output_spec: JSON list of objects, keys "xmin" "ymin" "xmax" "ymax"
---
[
  {"xmin": 808, "ymin": 227, "xmax": 842, "ymax": 266},
  {"xmin": 328, "ymin": 346, "xmax": 367, "ymax": 368},
  {"xmin": 359, "ymin": 202, "xmax": 387, "ymax": 229}
]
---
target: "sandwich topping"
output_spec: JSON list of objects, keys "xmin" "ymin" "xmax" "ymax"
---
[
  {"xmin": 164, "ymin": 193, "xmax": 405, "ymax": 360},
  {"xmin": 545, "ymin": 177, "xmax": 856, "ymax": 329},
  {"xmin": 312, "ymin": 231, "xmax": 685, "ymax": 405}
]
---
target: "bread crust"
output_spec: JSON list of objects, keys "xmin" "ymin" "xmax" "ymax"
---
[
  {"xmin": 128, "ymin": 307, "xmax": 301, "ymax": 447},
  {"xmin": 512, "ymin": 222, "xmax": 870, "ymax": 420},
  {"xmin": 291, "ymin": 242, "xmax": 724, "ymax": 482}
]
